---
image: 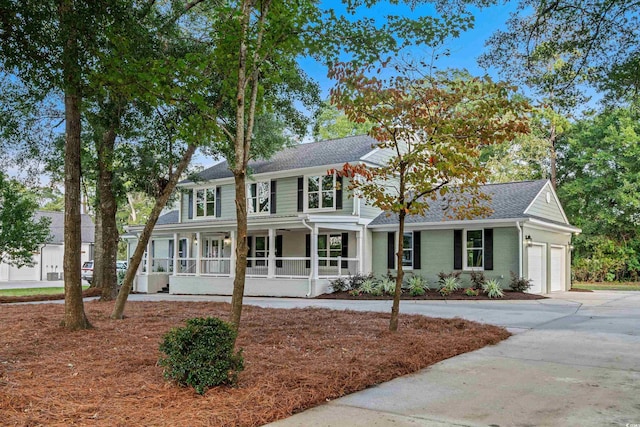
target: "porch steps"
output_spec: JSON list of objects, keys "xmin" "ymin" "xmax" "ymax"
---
[{"xmin": 158, "ymin": 284, "xmax": 170, "ymax": 294}]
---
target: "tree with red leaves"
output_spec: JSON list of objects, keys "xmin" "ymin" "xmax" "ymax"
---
[{"xmin": 330, "ymin": 67, "xmax": 530, "ymax": 331}]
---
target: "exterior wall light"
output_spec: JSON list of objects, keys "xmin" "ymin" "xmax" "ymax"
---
[{"xmin": 525, "ymin": 235, "xmax": 533, "ymax": 247}]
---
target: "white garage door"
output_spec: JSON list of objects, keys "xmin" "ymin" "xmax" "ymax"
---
[
  {"xmin": 8, "ymin": 264, "xmax": 40, "ymax": 281},
  {"xmin": 527, "ymin": 244, "xmax": 545, "ymax": 294},
  {"xmin": 550, "ymin": 246, "xmax": 566, "ymax": 292}
]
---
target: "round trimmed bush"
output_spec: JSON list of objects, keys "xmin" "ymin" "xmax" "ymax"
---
[{"xmin": 158, "ymin": 317, "xmax": 244, "ymax": 395}]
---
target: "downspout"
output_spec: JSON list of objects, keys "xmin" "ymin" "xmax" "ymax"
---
[
  {"xmin": 301, "ymin": 217, "xmax": 313, "ymax": 297},
  {"xmin": 516, "ymin": 221, "xmax": 523, "ymax": 278},
  {"xmin": 40, "ymin": 243, "xmax": 47, "ymax": 281}
]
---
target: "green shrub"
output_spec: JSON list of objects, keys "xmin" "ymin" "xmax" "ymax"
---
[
  {"xmin": 158, "ymin": 317, "xmax": 244, "ymax": 395},
  {"xmin": 439, "ymin": 276, "xmax": 460, "ymax": 296},
  {"xmin": 380, "ymin": 277, "xmax": 397, "ymax": 295},
  {"xmin": 464, "ymin": 287, "xmax": 479, "ymax": 296},
  {"xmin": 483, "ymin": 279, "xmax": 504, "ymax": 299},
  {"xmin": 348, "ymin": 289, "xmax": 361, "ymax": 296},
  {"xmin": 407, "ymin": 275, "xmax": 427, "ymax": 296},
  {"xmin": 438, "ymin": 271, "xmax": 462, "ymax": 286},
  {"xmin": 329, "ymin": 277, "xmax": 348, "ymax": 293},
  {"xmin": 116, "ymin": 269, "xmax": 126, "ymax": 287},
  {"xmin": 348, "ymin": 273, "xmax": 373, "ymax": 290},
  {"xmin": 469, "ymin": 271, "xmax": 486, "ymax": 290},
  {"xmin": 359, "ymin": 279, "xmax": 376, "ymax": 295},
  {"xmin": 509, "ymin": 271, "xmax": 532, "ymax": 292}
]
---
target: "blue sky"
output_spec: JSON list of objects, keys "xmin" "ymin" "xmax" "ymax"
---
[{"xmin": 299, "ymin": 2, "xmax": 519, "ymax": 100}]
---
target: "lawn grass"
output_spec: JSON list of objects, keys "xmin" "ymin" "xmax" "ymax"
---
[
  {"xmin": 0, "ymin": 301, "xmax": 510, "ymax": 426},
  {"xmin": 0, "ymin": 286, "xmax": 89, "ymax": 297},
  {"xmin": 573, "ymin": 282, "xmax": 640, "ymax": 291}
]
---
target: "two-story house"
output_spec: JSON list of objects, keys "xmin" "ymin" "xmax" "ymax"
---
[{"xmin": 125, "ymin": 135, "xmax": 580, "ymax": 296}]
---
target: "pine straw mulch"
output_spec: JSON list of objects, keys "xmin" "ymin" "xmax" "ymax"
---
[
  {"xmin": 0, "ymin": 287, "xmax": 101, "ymax": 304},
  {"xmin": 0, "ymin": 301, "xmax": 510, "ymax": 427},
  {"xmin": 318, "ymin": 289, "xmax": 547, "ymax": 300}
]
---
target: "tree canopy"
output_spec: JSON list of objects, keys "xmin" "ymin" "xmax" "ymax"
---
[{"xmin": 0, "ymin": 173, "xmax": 51, "ymax": 268}]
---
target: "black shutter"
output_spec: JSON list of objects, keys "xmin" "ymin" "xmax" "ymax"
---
[
  {"xmin": 246, "ymin": 236, "xmax": 252, "ymax": 267},
  {"xmin": 305, "ymin": 234, "xmax": 311, "ymax": 269},
  {"xmin": 275, "ymin": 235, "xmax": 283, "ymax": 268},
  {"xmin": 188, "ymin": 191, "xmax": 193, "ymax": 219},
  {"xmin": 484, "ymin": 228, "xmax": 493, "ymax": 270},
  {"xmin": 270, "ymin": 180, "xmax": 277, "ymax": 214},
  {"xmin": 215, "ymin": 187, "xmax": 221, "ymax": 217},
  {"xmin": 297, "ymin": 177, "xmax": 304, "ymax": 212},
  {"xmin": 341, "ymin": 232, "xmax": 348, "ymax": 269},
  {"xmin": 413, "ymin": 231, "xmax": 421, "ymax": 270},
  {"xmin": 453, "ymin": 230, "xmax": 462, "ymax": 270},
  {"xmin": 387, "ymin": 232, "xmax": 395, "ymax": 270},
  {"xmin": 336, "ymin": 175, "xmax": 343, "ymax": 210}
]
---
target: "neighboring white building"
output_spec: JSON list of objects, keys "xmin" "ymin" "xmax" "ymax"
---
[{"xmin": 0, "ymin": 211, "xmax": 95, "ymax": 282}]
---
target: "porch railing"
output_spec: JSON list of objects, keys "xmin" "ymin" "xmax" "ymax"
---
[
  {"xmin": 275, "ymin": 257, "xmax": 310, "ymax": 278},
  {"xmin": 318, "ymin": 257, "xmax": 360, "ymax": 278},
  {"xmin": 201, "ymin": 258, "xmax": 231, "ymax": 276},
  {"xmin": 246, "ymin": 257, "xmax": 269, "ymax": 277},
  {"xmin": 142, "ymin": 257, "xmax": 172, "ymax": 273},
  {"xmin": 176, "ymin": 258, "xmax": 197, "ymax": 275}
]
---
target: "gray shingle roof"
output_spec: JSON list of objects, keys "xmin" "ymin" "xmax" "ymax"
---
[
  {"xmin": 35, "ymin": 211, "xmax": 95, "ymax": 244},
  {"xmin": 370, "ymin": 180, "xmax": 550, "ymax": 226},
  {"xmin": 184, "ymin": 135, "xmax": 378, "ymax": 183},
  {"xmin": 156, "ymin": 210, "xmax": 179, "ymax": 225}
]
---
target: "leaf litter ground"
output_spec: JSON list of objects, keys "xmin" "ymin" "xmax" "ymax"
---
[{"xmin": 0, "ymin": 301, "xmax": 510, "ymax": 426}]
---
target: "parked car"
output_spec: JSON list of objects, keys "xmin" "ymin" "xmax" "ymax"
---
[{"xmin": 81, "ymin": 260, "xmax": 128, "ymax": 284}]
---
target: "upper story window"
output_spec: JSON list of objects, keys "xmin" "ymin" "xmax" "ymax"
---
[
  {"xmin": 464, "ymin": 229, "xmax": 483, "ymax": 269},
  {"xmin": 195, "ymin": 187, "xmax": 216, "ymax": 217},
  {"xmin": 306, "ymin": 174, "xmax": 336, "ymax": 211},
  {"xmin": 247, "ymin": 181, "xmax": 270, "ymax": 214}
]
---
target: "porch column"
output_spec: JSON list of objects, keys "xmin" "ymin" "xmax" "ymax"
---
[
  {"xmin": 229, "ymin": 230, "xmax": 236, "ymax": 278},
  {"xmin": 146, "ymin": 239, "xmax": 153, "ymax": 275},
  {"xmin": 172, "ymin": 233, "xmax": 178, "ymax": 275},
  {"xmin": 195, "ymin": 232, "xmax": 201, "ymax": 275},
  {"xmin": 356, "ymin": 229, "xmax": 363, "ymax": 274},
  {"xmin": 311, "ymin": 224, "xmax": 319, "ymax": 280},
  {"xmin": 267, "ymin": 227, "xmax": 276, "ymax": 278}
]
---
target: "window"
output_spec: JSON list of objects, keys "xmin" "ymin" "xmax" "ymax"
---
[
  {"xmin": 402, "ymin": 232, "xmax": 413, "ymax": 268},
  {"xmin": 194, "ymin": 187, "xmax": 215, "ymax": 217},
  {"xmin": 465, "ymin": 229, "xmax": 483, "ymax": 269},
  {"xmin": 247, "ymin": 182, "xmax": 270, "ymax": 214},
  {"xmin": 202, "ymin": 238, "xmax": 222, "ymax": 258},
  {"xmin": 253, "ymin": 236, "xmax": 269, "ymax": 266},
  {"xmin": 307, "ymin": 174, "xmax": 335, "ymax": 210},
  {"xmin": 318, "ymin": 234, "xmax": 342, "ymax": 266}
]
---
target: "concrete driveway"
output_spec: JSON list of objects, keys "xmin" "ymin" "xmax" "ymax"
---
[{"xmin": 243, "ymin": 291, "xmax": 639, "ymax": 427}]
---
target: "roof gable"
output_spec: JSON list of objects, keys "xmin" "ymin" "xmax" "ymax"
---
[
  {"xmin": 183, "ymin": 135, "xmax": 378, "ymax": 183},
  {"xmin": 35, "ymin": 211, "xmax": 95, "ymax": 244},
  {"xmin": 524, "ymin": 181, "xmax": 569, "ymax": 224}
]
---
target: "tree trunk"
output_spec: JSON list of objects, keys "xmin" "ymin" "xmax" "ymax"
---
[
  {"xmin": 389, "ymin": 166, "xmax": 406, "ymax": 332},
  {"xmin": 228, "ymin": 0, "xmax": 251, "ymax": 331},
  {"xmin": 92, "ymin": 203, "xmax": 103, "ymax": 289},
  {"xmin": 60, "ymin": 0, "xmax": 90, "ymax": 330},
  {"xmin": 96, "ymin": 127, "xmax": 119, "ymax": 301},
  {"xmin": 111, "ymin": 144, "xmax": 197, "ymax": 319},
  {"xmin": 549, "ymin": 122, "xmax": 557, "ymax": 189},
  {"xmin": 230, "ymin": 171, "xmax": 248, "ymax": 328}
]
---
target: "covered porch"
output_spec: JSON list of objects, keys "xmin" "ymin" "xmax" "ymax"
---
[{"xmin": 133, "ymin": 216, "xmax": 368, "ymax": 297}]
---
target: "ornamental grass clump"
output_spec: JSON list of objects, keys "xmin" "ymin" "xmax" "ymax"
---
[
  {"xmin": 439, "ymin": 276, "xmax": 460, "ymax": 296},
  {"xmin": 159, "ymin": 317, "xmax": 244, "ymax": 395},
  {"xmin": 483, "ymin": 279, "xmax": 505, "ymax": 299},
  {"xmin": 407, "ymin": 275, "xmax": 428, "ymax": 296}
]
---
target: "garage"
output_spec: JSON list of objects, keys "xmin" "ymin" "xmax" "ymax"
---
[
  {"xmin": 550, "ymin": 246, "xmax": 566, "ymax": 292},
  {"xmin": 527, "ymin": 244, "xmax": 546, "ymax": 294}
]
